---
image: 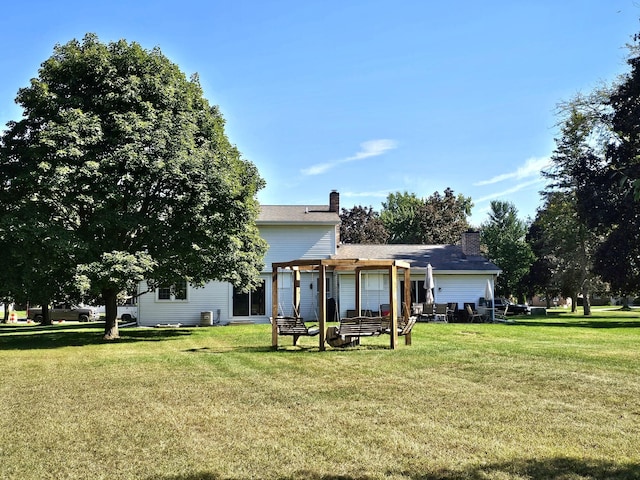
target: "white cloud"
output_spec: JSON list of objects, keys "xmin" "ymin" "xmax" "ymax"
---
[
  {"xmin": 346, "ymin": 139, "xmax": 398, "ymax": 161},
  {"xmin": 300, "ymin": 162, "xmax": 333, "ymax": 176},
  {"xmin": 342, "ymin": 189, "xmax": 391, "ymax": 198},
  {"xmin": 474, "ymin": 178, "xmax": 545, "ymax": 204},
  {"xmin": 301, "ymin": 139, "xmax": 397, "ymax": 176},
  {"xmin": 474, "ymin": 156, "xmax": 550, "ymax": 186}
]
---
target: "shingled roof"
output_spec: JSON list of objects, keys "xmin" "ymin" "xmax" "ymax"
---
[
  {"xmin": 332, "ymin": 243, "xmax": 500, "ymax": 273},
  {"xmin": 258, "ymin": 205, "xmax": 340, "ymax": 224},
  {"xmin": 258, "ymin": 190, "xmax": 342, "ymax": 225}
]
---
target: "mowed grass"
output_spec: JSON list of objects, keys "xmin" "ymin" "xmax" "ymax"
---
[{"xmin": 0, "ymin": 308, "xmax": 639, "ymax": 480}]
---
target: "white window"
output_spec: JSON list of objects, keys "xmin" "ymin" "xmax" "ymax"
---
[{"xmin": 156, "ymin": 280, "xmax": 188, "ymax": 301}]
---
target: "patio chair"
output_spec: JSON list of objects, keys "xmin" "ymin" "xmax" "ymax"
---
[
  {"xmin": 434, "ymin": 303, "xmax": 448, "ymax": 322},
  {"xmin": 419, "ymin": 303, "xmax": 434, "ymax": 322},
  {"xmin": 446, "ymin": 302, "xmax": 458, "ymax": 322},
  {"xmin": 465, "ymin": 304, "xmax": 483, "ymax": 323}
]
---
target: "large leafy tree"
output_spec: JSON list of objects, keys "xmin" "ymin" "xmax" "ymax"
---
[
  {"xmin": 584, "ymin": 36, "xmax": 640, "ymax": 303},
  {"xmin": 380, "ymin": 189, "xmax": 471, "ymax": 244},
  {"xmin": 0, "ymin": 34, "xmax": 267, "ymax": 338},
  {"xmin": 416, "ymin": 188, "xmax": 472, "ymax": 244},
  {"xmin": 380, "ymin": 191, "xmax": 422, "ymax": 243},
  {"xmin": 521, "ymin": 220, "xmax": 555, "ymax": 307},
  {"xmin": 339, "ymin": 205, "xmax": 388, "ymax": 244},
  {"xmin": 540, "ymin": 104, "xmax": 608, "ymax": 315},
  {"xmin": 532, "ymin": 194, "xmax": 602, "ymax": 314},
  {"xmin": 481, "ymin": 201, "xmax": 534, "ymax": 300}
]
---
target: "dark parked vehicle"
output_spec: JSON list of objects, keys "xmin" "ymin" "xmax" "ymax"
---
[{"xmin": 493, "ymin": 298, "xmax": 529, "ymax": 315}]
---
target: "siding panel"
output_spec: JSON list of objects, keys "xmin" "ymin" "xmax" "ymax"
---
[{"xmin": 261, "ymin": 225, "xmax": 335, "ymax": 269}]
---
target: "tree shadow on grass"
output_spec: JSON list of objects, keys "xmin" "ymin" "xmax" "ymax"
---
[
  {"xmin": 515, "ymin": 318, "xmax": 640, "ymax": 329},
  {"xmin": 0, "ymin": 323, "xmax": 192, "ymax": 350},
  {"xmin": 182, "ymin": 343, "xmax": 392, "ymax": 355},
  {"xmin": 147, "ymin": 457, "xmax": 640, "ymax": 480}
]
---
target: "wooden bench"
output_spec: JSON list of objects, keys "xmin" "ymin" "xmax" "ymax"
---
[
  {"xmin": 381, "ymin": 315, "xmax": 417, "ymax": 345},
  {"xmin": 326, "ymin": 315, "xmax": 418, "ymax": 348},
  {"xmin": 397, "ymin": 315, "xmax": 417, "ymax": 337},
  {"xmin": 338, "ymin": 316, "xmax": 385, "ymax": 337},
  {"xmin": 326, "ymin": 316, "xmax": 385, "ymax": 348},
  {"xmin": 273, "ymin": 316, "xmax": 320, "ymax": 346}
]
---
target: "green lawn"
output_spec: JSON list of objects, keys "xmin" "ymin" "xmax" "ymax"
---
[{"xmin": 1, "ymin": 308, "xmax": 639, "ymax": 479}]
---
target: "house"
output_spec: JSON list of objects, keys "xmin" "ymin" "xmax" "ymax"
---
[{"xmin": 136, "ymin": 191, "xmax": 501, "ymax": 326}]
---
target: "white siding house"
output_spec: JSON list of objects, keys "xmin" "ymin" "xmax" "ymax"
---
[
  {"xmin": 137, "ymin": 191, "xmax": 501, "ymax": 326},
  {"xmin": 137, "ymin": 193, "xmax": 341, "ymax": 326}
]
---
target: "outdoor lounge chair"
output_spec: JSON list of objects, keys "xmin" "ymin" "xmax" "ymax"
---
[{"xmin": 465, "ymin": 304, "xmax": 483, "ymax": 323}]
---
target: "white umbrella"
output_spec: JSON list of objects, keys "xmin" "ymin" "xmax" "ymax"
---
[
  {"xmin": 485, "ymin": 279, "xmax": 494, "ymax": 322},
  {"xmin": 424, "ymin": 263, "xmax": 435, "ymax": 304},
  {"xmin": 484, "ymin": 279, "xmax": 493, "ymax": 303}
]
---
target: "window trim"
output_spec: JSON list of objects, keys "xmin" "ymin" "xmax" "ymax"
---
[
  {"xmin": 232, "ymin": 279, "xmax": 266, "ymax": 317},
  {"xmin": 155, "ymin": 279, "xmax": 189, "ymax": 302}
]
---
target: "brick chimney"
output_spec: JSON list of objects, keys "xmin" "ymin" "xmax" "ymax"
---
[
  {"xmin": 461, "ymin": 230, "xmax": 481, "ymax": 256},
  {"xmin": 329, "ymin": 190, "xmax": 340, "ymax": 212}
]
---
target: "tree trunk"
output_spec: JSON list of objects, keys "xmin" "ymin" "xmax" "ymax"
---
[
  {"xmin": 41, "ymin": 301, "xmax": 52, "ymax": 325},
  {"xmin": 545, "ymin": 290, "xmax": 551, "ymax": 309},
  {"xmin": 581, "ymin": 286, "xmax": 591, "ymax": 316},
  {"xmin": 103, "ymin": 288, "xmax": 119, "ymax": 340},
  {"xmin": 1, "ymin": 302, "xmax": 8, "ymax": 323},
  {"xmin": 620, "ymin": 296, "xmax": 630, "ymax": 311},
  {"xmin": 571, "ymin": 291, "xmax": 577, "ymax": 313}
]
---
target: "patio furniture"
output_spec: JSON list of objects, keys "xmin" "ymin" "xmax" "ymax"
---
[
  {"xmin": 396, "ymin": 315, "xmax": 417, "ymax": 343},
  {"xmin": 465, "ymin": 304, "xmax": 483, "ymax": 323},
  {"xmin": 493, "ymin": 304, "xmax": 513, "ymax": 323},
  {"xmin": 272, "ymin": 316, "xmax": 320, "ymax": 346},
  {"xmin": 326, "ymin": 316, "xmax": 386, "ymax": 347},
  {"xmin": 434, "ymin": 303, "xmax": 449, "ymax": 322},
  {"xmin": 418, "ymin": 303, "xmax": 435, "ymax": 322},
  {"xmin": 447, "ymin": 302, "xmax": 458, "ymax": 322}
]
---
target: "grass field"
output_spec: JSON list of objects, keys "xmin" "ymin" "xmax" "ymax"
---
[{"xmin": 1, "ymin": 308, "xmax": 639, "ymax": 479}]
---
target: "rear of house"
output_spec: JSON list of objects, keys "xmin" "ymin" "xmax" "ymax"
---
[{"xmin": 136, "ymin": 192, "xmax": 501, "ymax": 326}]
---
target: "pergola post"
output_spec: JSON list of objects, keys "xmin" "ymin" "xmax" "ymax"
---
[
  {"xmin": 293, "ymin": 268, "xmax": 301, "ymax": 316},
  {"xmin": 271, "ymin": 269, "xmax": 279, "ymax": 348},
  {"xmin": 403, "ymin": 267, "xmax": 412, "ymax": 345},
  {"xmin": 389, "ymin": 265, "xmax": 398, "ymax": 349},
  {"xmin": 355, "ymin": 268, "xmax": 362, "ymax": 316},
  {"xmin": 319, "ymin": 264, "xmax": 327, "ymax": 351}
]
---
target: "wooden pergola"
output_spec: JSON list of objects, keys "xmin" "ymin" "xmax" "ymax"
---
[{"xmin": 271, "ymin": 258, "xmax": 411, "ymax": 351}]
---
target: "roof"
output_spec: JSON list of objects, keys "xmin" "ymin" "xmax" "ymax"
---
[
  {"xmin": 332, "ymin": 243, "xmax": 501, "ymax": 273},
  {"xmin": 258, "ymin": 205, "xmax": 340, "ymax": 225}
]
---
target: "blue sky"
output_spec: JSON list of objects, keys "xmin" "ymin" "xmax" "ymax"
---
[{"xmin": 1, "ymin": 1, "xmax": 638, "ymax": 225}]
